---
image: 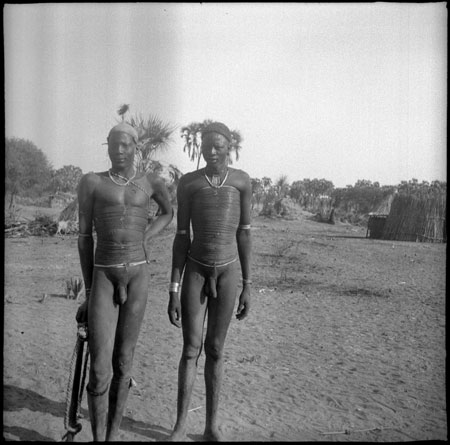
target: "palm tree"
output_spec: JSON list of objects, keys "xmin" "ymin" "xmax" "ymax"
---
[
  {"xmin": 181, "ymin": 119, "xmax": 243, "ymax": 169},
  {"xmin": 116, "ymin": 106, "xmax": 177, "ymax": 173},
  {"xmin": 229, "ymin": 129, "xmax": 243, "ymax": 165},
  {"xmin": 275, "ymin": 175, "xmax": 290, "ymax": 199},
  {"xmin": 181, "ymin": 122, "xmax": 204, "ymax": 170},
  {"xmin": 131, "ymin": 114, "xmax": 177, "ymax": 172}
]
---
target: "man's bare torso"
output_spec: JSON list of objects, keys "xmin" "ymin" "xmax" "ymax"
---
[
  {"xmin": 180, "ymin": 168, "xmax": 248, "ymax": 265},
  {"xmin": 88, "ymin": 171, "xmax": 154, "ymax": 243}
]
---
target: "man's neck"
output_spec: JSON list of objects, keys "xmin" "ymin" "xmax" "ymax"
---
[
  {"xmin": 110, "ymin": 166, "xmax": 135, "ymax": 178},
  {"xmin": 205, "ymin": 164, "xmax": 227, "ymax": 177}
]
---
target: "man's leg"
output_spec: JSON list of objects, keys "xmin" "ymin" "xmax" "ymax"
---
[
  {"xmin": 203, "ymin": 264, "xmax": 238, "ymax": 441},
  {"xmin": 106, "ymin": 264, "xmax": 149, "ymax": 441},
  {"xmin": 87, "ymin": 385, "xmax": 109, "ymax": 442},
  {"xmin": 87, "ymin": 268, "xmax": 118, "ymax": 441},
  {"xmin": 169, "ymin": 261, "xmax": 208, "ymax": 441}
]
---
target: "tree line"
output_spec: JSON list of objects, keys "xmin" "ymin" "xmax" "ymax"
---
[
  {"xmin": 5, "ymin": 137, "xmax": 84, "ymax": 207},
  {"xmin": 6, "ymin": 134, "xmax": 446, "ymax": 226},
  {"xmin": 5, "ymin": 105, "xmax": 446, "ymax": 226}
]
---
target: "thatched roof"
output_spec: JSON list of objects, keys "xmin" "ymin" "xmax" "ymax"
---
[
  {"xmin": 382, "ymin": 193, "xmax": 446, "ymax": 242},
  {"xmin": 369, "ymin": 193, "xmax": 395, "ymax": 216},
  {"xmin": 59, "ymin": 198, "xmax": 79, "ymax": 222}
]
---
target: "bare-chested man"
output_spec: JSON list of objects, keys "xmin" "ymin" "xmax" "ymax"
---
[
  {"xmin": 76, "ymin": 122, "xmax": 173, "ymax": 441},
  {"xmin": 167, "ymin": 122, "xmax": 252, "ymax": 441}
]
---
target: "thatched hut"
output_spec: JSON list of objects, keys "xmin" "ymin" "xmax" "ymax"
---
[
  {"xmin": 381, "ymin": 193, "xmax": 446, "ymax": 243},
  {"xmin": 59, "ymin": 197, "xmax": 79, "ymax": 222},
  {"xmin": 366, "ymin": 193, "xmax": 395, "ymax": 239},
  {"xmin": 366, "ymin": 214, "xmax": 388, "ymax": 239},
  {"xmin": 56, "ymin": 197, "xmax": 80, "ymax": 234}
]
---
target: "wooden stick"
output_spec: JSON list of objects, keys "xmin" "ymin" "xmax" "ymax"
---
[{"xmin": 321, "ymin": 426, "xmax": 389, "ymax": 435}]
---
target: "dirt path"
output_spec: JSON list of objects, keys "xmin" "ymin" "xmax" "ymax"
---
[{"xmin": 3, "ymin": 216, "xmax": 447, "ymax": 441}]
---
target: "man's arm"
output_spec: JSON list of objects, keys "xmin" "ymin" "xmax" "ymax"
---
[
  {"xmin": 168, "ymin": 176, "xmax": 192, "ymax": 328},
  {"xmin": 76, "ymin": 173, "xmax": 96, "ymax": 323},
  {"xmin": 144, "ymin": 176, "xmax": 173, "ymax": 241},
  {"xmin": 236, "ymin": 171, "xmax": 253, "ymax": 320}
]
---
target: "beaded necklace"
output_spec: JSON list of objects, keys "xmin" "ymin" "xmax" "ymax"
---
[
  {"xmin": 204, "ymin": 169, "xmax": 229, "ymax": 189},
  {"xmin": 108, "ymin": 169, "xmax": 136, "ymax": 186},
  {"xmin": 108, "ymin": 169, "xmax": 152, "ymax": 202}
]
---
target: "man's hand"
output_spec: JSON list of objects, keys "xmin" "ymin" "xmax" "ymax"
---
[
  {"xmin": 236, "ymin": 286, "xmax": 251, "ymax": 320},
  {"xmin": 168, "ymin": 292, "xmax": 182, "ymax": 328},
  {"xmin": 76, "ymin": 299, "xmax": 88, "ymax": 324}
]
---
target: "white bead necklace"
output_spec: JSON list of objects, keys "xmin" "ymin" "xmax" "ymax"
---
[
  {"xmin": 204, "ymin": 169, "xmax": 229, "ymax": 189},
  {"xmin": 108, "ymin": 169, "xmax": 136, "ymax": 186}
]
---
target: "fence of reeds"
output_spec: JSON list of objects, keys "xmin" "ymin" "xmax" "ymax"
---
[{"xmin": 382, "ymin": 193, "xmax": 446, "ymax": 242}]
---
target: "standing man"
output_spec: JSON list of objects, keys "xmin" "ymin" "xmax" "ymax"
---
[
  {"xmin": 168, "ymin": 122, "xmax": 252, "ymax": 441},
  {"xmin": 76, "ymin": 122, "xmax": 173, "ymax": 441}
]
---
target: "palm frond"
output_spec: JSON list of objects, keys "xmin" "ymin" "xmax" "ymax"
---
[
  {"xmin": 276, "ymin": 175, "xmax": 289, "ymax": 188},
  {"xmin": 114, "ymin": 110, "xmax": 176, "ymax": 172},
  {"xmin": 230, "ymin": 129, "xmax": 243, "ymax": 163},
  {"xmin": 125, "ymin": 113, "xmax": 177, "ymax": 155},
  {"xmin": 180, "ymin": 120, "xmax": 243, "ymax": 169},
  {"xmin": 180, "ymin": 122, "xmax": 203, "ymax": 168}
]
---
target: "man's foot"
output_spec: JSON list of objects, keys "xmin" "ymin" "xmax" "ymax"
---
[
  {"xmin": 166, "ymin": 426, "xmax": 187, "ymax": 442},
  {"xmin": 203, "ymin": 426, "xmax": 222, "ymax": 442}
]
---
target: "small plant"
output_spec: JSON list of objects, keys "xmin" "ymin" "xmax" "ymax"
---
[{"xmin": 65, "ymin": 278, "xmax": 84, "ymax": 300}]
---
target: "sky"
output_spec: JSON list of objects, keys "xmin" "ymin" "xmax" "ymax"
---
[{"xmin": 4, "ymin": 2, "xmax": 447, "ymax": 188}]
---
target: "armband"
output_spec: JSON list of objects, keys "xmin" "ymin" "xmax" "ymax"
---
[
  {"xmin": 238, "ymin": 224, "xmax": 251, "ymax": 230},
  {"xmin": 242, "ymin": 279, "xmax": 253, "ymax": 285},
  {"xmin": 78, "ymin": 233, "xmax": 93, "ymax": 238},
  {"xmin": 169, "ymin": 282, "xmax": 180, "ymax": 293},
  {"xmin": 176, "ymin": 229, "xmax": 188, "ymax": 236}
]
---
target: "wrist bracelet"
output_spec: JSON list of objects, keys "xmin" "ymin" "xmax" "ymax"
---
[
  {"xmin": 169, "ymin": 282, "xmax": 180, "ymax": 293},
  {"xmin": 242, "ymin": 279, "xmax": 252, "ymax": 285}
]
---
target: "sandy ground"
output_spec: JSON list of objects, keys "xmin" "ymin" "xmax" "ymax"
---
[{"xmin": 3, "ymin": 214, "xmax": 447, "ymax": 442}]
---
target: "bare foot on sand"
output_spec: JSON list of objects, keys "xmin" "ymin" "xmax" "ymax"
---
[
  {"xmin": 166, "ymin": 426, "xmax": 187, "ymax": 442},
  {"xmin": 203, "ymin": 426, "xmax": 222, "ymax": 442}
]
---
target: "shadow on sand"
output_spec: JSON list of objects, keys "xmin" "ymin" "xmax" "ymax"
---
[{"xmin": 3, "ymin": 384, "xmax": 171, "ymax": 441}]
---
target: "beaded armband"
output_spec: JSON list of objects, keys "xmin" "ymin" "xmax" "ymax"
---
[
  {"xmin": 238, "ymin": 224, "xmax": 251, "ymax": 230},
  {"xmin": 78, "ymin": 233, "xmax": 93, "ymax": 238},
  {"xmin": 176, "ymin": 229, "xmax": 188, "ymax": 236}
]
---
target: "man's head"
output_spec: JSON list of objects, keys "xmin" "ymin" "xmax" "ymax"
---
[
  {"xmin": 107, "ymin": 122, "xmax": 139, "ymax": 144},
  {"xmin": 201, "ymin": 122, "xmax": 232, "ymax": 143},
  {"xmin": 201, "ymin": 122, "xmax": 232, "ymax": 168},
  {"xmin": 107, "ymin": 123, "xmax": 139, "ymax": 170}
]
